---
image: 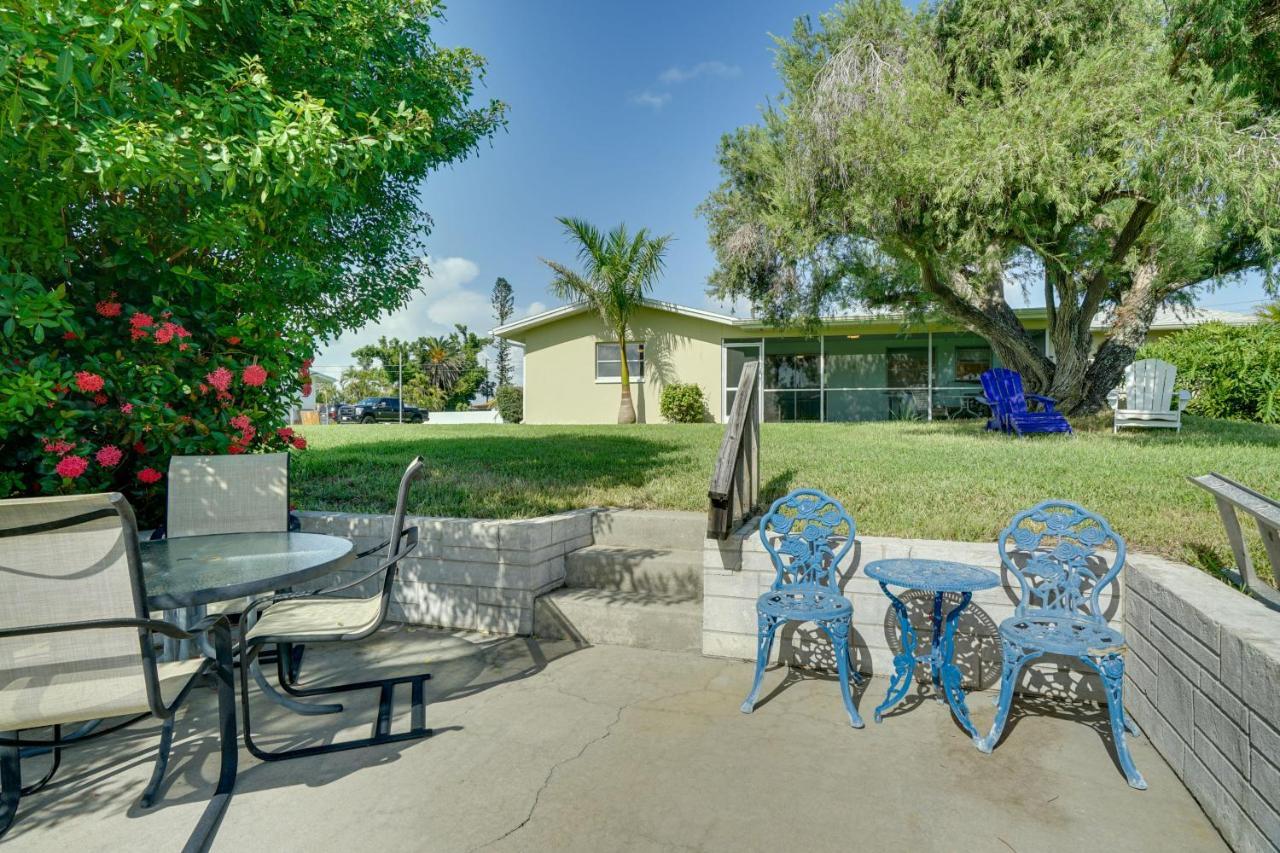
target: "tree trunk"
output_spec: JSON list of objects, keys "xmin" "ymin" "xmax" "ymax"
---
[
  {"xmin": 616, "ymin": 329, "xmax": 637, "ymax": 424},
  {"xmin": 1076, "ymin": 259, "xmax": 1163, "ymax": 414}
]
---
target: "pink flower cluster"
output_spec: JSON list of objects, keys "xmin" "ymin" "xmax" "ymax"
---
[
  {"xmin": 55, "ymin": 455, "xmax": 88, "ymax": 479},
  {"xmin": 242, "ymin": 364, "xmax": 267, "ymax": 387},
  {"xmin": 137, "ymin": 467, "xmax": 163, "ymax": 485},
  {"xmin": 276, "ymin": 426, "xmax": 307, "ymax": 450},
  {"xmin": 95, "ymin": 445, "xmax": 123, "ymax": 467}
]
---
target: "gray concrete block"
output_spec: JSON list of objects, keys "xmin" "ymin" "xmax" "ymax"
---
[
  {"xmin": 1151, "ymin": 610, "xmax": 1221, "ymax": 677},
  {"xmin": 1155, "ymin": 654, "xmax": 1196, "ymax": 735},
  {"xmin": 1192, "ymin": 707, "xmax": 1250, "ymax": 788},
  {"xmin": 1241, "ymin": 637, "xmax": 1280, "ymax": 726},
  {"xmin": 500, "ymin": 517, "xmax": 556, "ymax": 551}
]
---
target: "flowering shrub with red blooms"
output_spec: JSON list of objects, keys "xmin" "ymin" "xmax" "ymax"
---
[{"xmin": 1, "ymin": 292, "xmax": 315, "ymax": 524}]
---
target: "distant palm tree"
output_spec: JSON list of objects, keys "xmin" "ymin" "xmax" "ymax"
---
[
  {"xmin": 541, "ymin": 217, "xmax": 672, "ymax": 423},
  {"xmin": 419, "ymin": 335, "xmax": 464, "ymax": 392}
]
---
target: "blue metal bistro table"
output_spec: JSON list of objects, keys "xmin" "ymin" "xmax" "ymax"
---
[{"xmin": 864, "ymin": 558, "xmax": 1000, "ymax": 738}]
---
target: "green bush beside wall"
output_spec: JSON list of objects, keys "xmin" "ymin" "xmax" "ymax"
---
[{"xmin": 1139, "ymin": 321, "xmax": 1280, "ymax": 424}]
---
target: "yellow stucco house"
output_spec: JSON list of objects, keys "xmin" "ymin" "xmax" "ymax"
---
[{"xmin": 492, "ymin": 299, "xmax": 1253, "ymax": 425}]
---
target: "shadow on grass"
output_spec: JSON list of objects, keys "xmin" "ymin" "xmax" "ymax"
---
[{"xmin": 292, "ymin": 430, "xmax": 708, "ymax": 518}]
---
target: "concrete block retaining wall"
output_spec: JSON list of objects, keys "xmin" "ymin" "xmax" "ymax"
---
[
  {"xmin": 295, "ymin": 509, "xmax": 592, "ymax": 634},
  {"xmin": 703, "ymin": 528, "xmax": 1116, "ymax": 701},
  {"xmin": 1123, "ymin": 554, "xmax": 1280, "ymax": 853}
]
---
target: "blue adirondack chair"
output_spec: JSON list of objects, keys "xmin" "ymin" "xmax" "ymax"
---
[
  {"xmin": 978, "ymin": 368, "xmax": 1072, "ymax": 435},
  {"xmin": 976, "ymin": 500, "xmax": 1146, "ymax": 789},
  {"xmin": 740, "ymin": 489, "xmax": 864, "ymax": 727}
]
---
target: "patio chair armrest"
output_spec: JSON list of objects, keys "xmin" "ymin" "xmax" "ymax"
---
[
  {"xmin": 1177, "ymin": 389, "xmax": 1192, "ymax": 411},
  {"xmin": 355, "ymin": 537, "xmax": 390, "ymax": 560},
  {"xmin": 1105, "ymin": 388, "xmax": 1123, "ymax": 410},
  {"xmin": 0, "ymin": 615, "xmax": 223, "ymax": 642},
  {"xmin": 1027, "ymin": 393, "xmax": 1059, "ymax": 413},
  {"xmin": 975, "ymin": 394, "xmax": 993, "ymax": 409},
  {"xmin": 317, "ymin": 527, "xmax": 420, "ymax": 595}
]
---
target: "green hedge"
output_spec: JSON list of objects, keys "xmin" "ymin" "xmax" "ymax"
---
[
  {"xmin": 1139, "ymin": 321, "xmax": 1280, "ymax": 424},
  {"xmin": 495, "ymin": 385, "xmax": 524, "ymax": 424}
]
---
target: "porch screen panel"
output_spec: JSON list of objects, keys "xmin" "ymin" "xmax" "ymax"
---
[{"xmin": 763, "ymin": 338, "xmax": 820, "ymax": 422}]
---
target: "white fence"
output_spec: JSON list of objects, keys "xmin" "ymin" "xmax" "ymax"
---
[{"xmin": 427, "ymin": 410, "xmax": 503, "ymax": 425}]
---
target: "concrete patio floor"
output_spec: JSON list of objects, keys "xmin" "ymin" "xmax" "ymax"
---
[{"xmin": 8, "ymin": 627, "xmax": 1226, "ymax": 853}]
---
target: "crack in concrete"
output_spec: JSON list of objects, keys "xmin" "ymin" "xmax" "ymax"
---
[{"xmin": 466, "ymin": 673, "xmax": 724, "ymax": 852}]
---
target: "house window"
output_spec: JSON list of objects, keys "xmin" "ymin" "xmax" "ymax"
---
[
  {"xmin": 954, "ymin": 346, "xmax": 992, "ymax": 383},
  {"xmin": 595, "ymin": 342, "xmax": 644, "ymax": 381},
  {"xmin": 886, "ymin": 348, "xmax": 928, "ymax": 388}
]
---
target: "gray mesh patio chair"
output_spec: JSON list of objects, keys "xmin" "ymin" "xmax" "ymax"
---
[
  {"xmin": 238, "ymin": 457, "xmax": 429, "ymax": 761},
  {"xmin": 166, "ymin": 452, "xmax": 291, "ymax": 539},
  {"xmin": 0, "ymin": 493, "xmax": 237, "ymax": 849},
  {"xmin": 166, "ymin": 452, "xmax": 297, "ymax": 669}
]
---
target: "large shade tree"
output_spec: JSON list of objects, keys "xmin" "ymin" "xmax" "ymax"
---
[
  {"xmin": 542, "ymin": 217, "xmax": 672, "ymax": 424},
  {"xmin": 0, "ymin": 0, "xmax": 502, "ymax": 509},
  {"xmin": 702, "ymin": 0, "xmax": 1280, "ymax": 412},
  {"xmin": 351, "ymin": 326, "xmax": 490, "ymax": 410}
]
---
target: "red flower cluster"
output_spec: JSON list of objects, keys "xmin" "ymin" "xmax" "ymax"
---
[
  {"xmin": 43, "ymin": 439, "xmax": 76, "ymax": 455},
  {"xmin": 120, "ymin": 402, "xmax": 133, "ymax": 415},
  {"xmin": 74, "ymin": 371, "xmax": 104, "ymax": 393},
  {"xmin": 55, "ymin": 455, "xmax": 89, "ymax": 479},
  {"xmin": 153, "ymin": 321, "xmax": 191, "ymax": 346},
  {"xmin": 129, "ymin": 312, "xmax": 155, "ymax": 341},
  {"xmin": 95, "ymin": 445, "xmax": 123, "ymax": 467},
  {"xmin": 95, "ymin": 299, "xmax": 122, "ymax": 318},
  {"xmin": 242, "ymin": 364, "xmax": 268, "ymax": 387},
  {"xmin": 137, "ymin": 467, "xmax": 163, "ymax": 484},
  {"xmin": 226, "ymin": 336, "xmax": 242, "ymax": 345}
]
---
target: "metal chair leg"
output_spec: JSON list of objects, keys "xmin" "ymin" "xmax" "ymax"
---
[
  {"xmin": 740, "ymin": 611, "xmax": 781, "ymax": 714},
  {"xmin": 186, "ymin": 624, "xmax": 239, "ymax": 853},
  {"xmin": 0, "ymin": 734, "xmax": 21, "ymax": 840},
  {"xmin": 977, "ymin": 640, "xmax": 1043, "ymax": 752},
  {"xmin": 140, "ymin": 717, "xmax": 175, "ymax": 808},
  {"xmin": 241, "ymin": 640, "xmax": 433, "ymax": 762}
]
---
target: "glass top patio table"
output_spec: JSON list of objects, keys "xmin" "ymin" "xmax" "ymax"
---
[{"xmin": 140, "ymin": 531, "xmax": 355, "ymax": 611}]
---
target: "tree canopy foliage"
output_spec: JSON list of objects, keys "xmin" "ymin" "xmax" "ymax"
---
[
  {"xmin": 0, "ymin": 0, "xmax": 502, "ymax": 507},
  {"xmin": 703, "ymin": 0, "xmax": 1280, "ymax": 411},
  {"xmin": 491, "ymin": 276, "xmax": 515, "ymax": 387},
  {"xmin": 351, "ymin": 326, "xmax": 491, "ymax": 411}
]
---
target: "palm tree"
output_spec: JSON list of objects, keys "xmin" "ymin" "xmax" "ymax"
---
[
  {"xmin": 542, "ymin": 217, "xmax": 672, "ymax": 423},
  {"xmin": 417, "ymin": 335, "xmax": 464, "ymax": 393}
]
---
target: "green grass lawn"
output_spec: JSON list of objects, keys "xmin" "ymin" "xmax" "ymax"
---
[{"xmin": 294, "ymin": 415, "xmax": 1280, "ymax": 582}]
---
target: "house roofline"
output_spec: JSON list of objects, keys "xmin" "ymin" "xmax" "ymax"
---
[{"xmin": 492, "ymin": 298, "xmax": 1255, "ymax": 339}]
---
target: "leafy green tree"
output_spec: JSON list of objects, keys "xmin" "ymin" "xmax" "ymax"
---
[
  {"xmin": 491, "ymin": 277, "xmax": 516, "ymax": 386},
  {"xmin": 338, "ymin": 366, "xmax": 393, "ymax": 402},
  {"xmin": 542, "ymin": 218, "xmax": 672, "ymax": 423},
  {"xmin": 352, "ymin": 325, "xmax": 490, "ymax": 409},
  {"xmin": 0, "ymin": 0, "xmax": 503, "ymax": 510},
  {"xmin": 703, "ymin": 0, "xmax": 1280, "ymax": 412}
]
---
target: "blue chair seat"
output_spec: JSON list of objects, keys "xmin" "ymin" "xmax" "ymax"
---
[
  {"xmin": 757, "ymin": 586, "xmax": 852, "ymax": 622},
  {"xmin": 998, "ymin": 613, "xmax": 1125, "ymax": 656}
]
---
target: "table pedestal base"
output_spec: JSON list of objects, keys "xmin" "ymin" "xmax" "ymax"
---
[{"xmin": 874, "ymin": 587, "xmax": 980, "ymax": 738}]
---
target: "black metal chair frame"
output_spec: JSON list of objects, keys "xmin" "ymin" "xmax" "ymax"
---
[
  {"xmin": 237, "ymin": 457, "xmax": 433, "ymax": 761},
  {"xmin": 0, "ymin": 495, "xmax": 238, "ymax": 853}
]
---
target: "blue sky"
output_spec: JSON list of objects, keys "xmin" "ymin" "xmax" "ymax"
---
[{"xmin": 315, "ymin": 0, "xmax": 1271, "ymax": 375}]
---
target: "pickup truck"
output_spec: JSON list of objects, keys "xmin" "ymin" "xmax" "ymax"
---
[{"xmin": 335, "ymin": 397, "xmax": 427, "ymax": 424}]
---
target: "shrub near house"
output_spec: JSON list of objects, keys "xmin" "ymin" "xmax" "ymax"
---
[
  {"xmin": 1140, "ymin": 321, "xmax": 1280, "ymax": 424},
  {"xmin": 660, "ymin": 383, "xmax": 709, "ymax": 423}
]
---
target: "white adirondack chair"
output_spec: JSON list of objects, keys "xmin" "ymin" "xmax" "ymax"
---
[{"xmin": 1107, "ymin": 358, "xmax": 1191, "ymax": 432}]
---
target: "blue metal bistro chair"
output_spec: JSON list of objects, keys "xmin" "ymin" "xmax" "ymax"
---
[
  {"xmin": 740, "ymin": 489, "xmax": 863, "ymax": 727},
  {"xmin": 977, "ymin": 500, "xmax": 1146, "ymax": 788}
]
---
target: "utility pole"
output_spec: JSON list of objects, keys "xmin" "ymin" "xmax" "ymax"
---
[{"xmin": 398, "ymin": 350, "xmax": 403, "ymax": 424}]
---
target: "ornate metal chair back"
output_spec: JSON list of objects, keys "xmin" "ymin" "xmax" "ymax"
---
[
  {"xmin": 997, "ymin": 500, "xmax": 1125, "ymax": 625},
  {"xmin": 758, "ymin": 489, "xmax": 855, "ymax": 592}
]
